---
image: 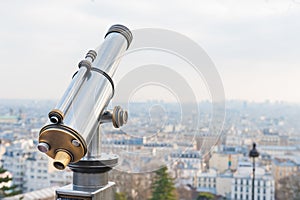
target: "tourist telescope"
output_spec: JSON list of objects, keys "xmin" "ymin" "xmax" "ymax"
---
[{"xmin": 37, "ymin": 24, "xmax": 132, "ymax": 199}]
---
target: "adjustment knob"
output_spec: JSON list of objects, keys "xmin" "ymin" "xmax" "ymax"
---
[{"xmin": 112, "ymin": 106, "xmax": 128, "ymax": 128}]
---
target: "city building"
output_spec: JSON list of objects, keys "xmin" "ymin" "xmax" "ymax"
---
[
  {"xmin": 24, "ymin": 152, "xmax": 50, "ymax": 192},
  {"xmin": 1, "ymin": 100, "xmax": 300, "ymax": 199},
  {"xmin": 169, "ymin": 150, "xmax": 203, "ymax": 185},
  {"xmin": 1, "ymin": 139, "xmax": 72, "ymax": 193},
  {"xmin": 1, "ymin": 139, "xmax": 36, "ymax": 191},
  {"xmin": 216, "ymin": 170, "xmax": 232, "ymax": 198},
  {"xmin": 193, "ymin": 158, "xmax": 275, "ymax": 200},
  {"xmin": 258, "ymin": 134, "xmax": 280, "ymax": 146},
  {"xmin": 258, "ymin": 145, "xmax": 299, "ymax": 156},
  {"xmin": 0, "ymin": 115, "xmax": 19, "ymax": 124},
  {"xmin": 3, "ymin": 186, "xmax": 58, "ymax": 200},
  {"xmin": 231, "ymin": 160, "xmax": 275, "ymax": 200},
  {"xmin": 48, "ymin": 169, "xmax": 73, "ymax": 187},
  {"xmin": 209, "ymin": 145, "xmax": 243, "ymax": 172},
  {"xmin": 193, "ymin": 168, "xmax": 217, "ymax": 194},
  {"xmin": 271, "ymin": 158, "xmax": 298, "ymax": 189}
]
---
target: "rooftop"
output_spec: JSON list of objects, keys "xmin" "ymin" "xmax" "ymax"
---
[{"xmin": 3, "ymin": 186, "xmax": 58, "ymax": 200}]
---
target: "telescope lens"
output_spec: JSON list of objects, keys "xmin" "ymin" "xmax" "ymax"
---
[{"xmin": 37, "ymin": 142, "xmax": 50, "ymax": 153}]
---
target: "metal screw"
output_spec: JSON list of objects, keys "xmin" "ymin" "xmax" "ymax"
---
[{"xmin": 72, "ymin": 140, "xmax": 81, "ymax": 147}]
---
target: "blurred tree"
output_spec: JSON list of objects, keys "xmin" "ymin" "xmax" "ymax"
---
[
  {"xmin": 0, "ymin": 166, "xmax": 21, "ymax": 197},
  {"xmin": 150, "ymin": 166, "xmax": 177, "ymax": 200},
  {"xmin": 276, "ymin": 173, "xmax": 300, "ymax": 199},
  {"xmin": 196, "ymin": 192, "xmax": 215, "ymax": 200},
  {"xmin": 116, "ymin": 192, "xmax": 127, "ymax": 200},
  {"xmin": 111, "ymin": 169, "xmax": 153, "ymax": 200},
  {"xmin": 176, "ymin": 184, "xmax": 193, "ymax": 200}
]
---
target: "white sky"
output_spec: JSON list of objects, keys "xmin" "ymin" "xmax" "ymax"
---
[{"xmin": 0, "ymin": 0, "xmax": 299, "ymax": 102}]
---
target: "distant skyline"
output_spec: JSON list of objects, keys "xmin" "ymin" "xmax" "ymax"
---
[{"xmin": 0, "ymin": 0, "xmax": 300, "ymax": 102}]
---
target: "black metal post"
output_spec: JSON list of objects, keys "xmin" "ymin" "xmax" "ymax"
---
[
  {"xmin": 249, "ymin": 143, "xmax": 259, "ymax": 200},
  {"xmin": 252, "ymin": 157, "xmax": 255, "ymax": 200}
]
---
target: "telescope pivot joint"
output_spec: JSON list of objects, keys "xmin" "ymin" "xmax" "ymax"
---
[{"xmin": 100, "ymin": 106, "xmax": 128, "ymax": 128}]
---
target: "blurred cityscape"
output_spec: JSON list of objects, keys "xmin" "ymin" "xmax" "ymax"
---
[{"xmin": 0, "ymin": 99, "xmax": 300, "ymax": 199}]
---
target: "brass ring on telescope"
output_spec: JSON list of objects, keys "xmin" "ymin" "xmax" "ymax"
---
[{"xmin": 39, "ymin": 124, "xmax": 87, "ymax": 168}]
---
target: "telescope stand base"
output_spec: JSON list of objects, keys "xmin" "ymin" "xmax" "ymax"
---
[
  {"xmin": 56, "ymin": 154, "xmax": 118, "ymax": 200},
  {"xmin": 56, "ymin": 181, "xmax": 116, "ymax": 200}
]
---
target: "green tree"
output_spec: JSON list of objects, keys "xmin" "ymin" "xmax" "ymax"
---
[
  {"xmin": 150, "ymin": 166, "xmax": 177, "ymax": 200},
  {"xmin": 196, "ymin": 192, "xmax": 215, "ymax": 200},
  {"xmin": 115, "ymin": 192, "xmax": 127, "ymax": 200},
  {"xmin": 0, "ymin": 166, "xmax": 21, "ymax": 198}
]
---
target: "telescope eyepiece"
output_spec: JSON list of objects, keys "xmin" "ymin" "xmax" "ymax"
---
[
  {"xmin": 53, "ymin": 150, "xmax": 72, "ymax": 170},
  {"xmin": 53, "ymin": 161, "xmax": 65, "ymax": 170}
]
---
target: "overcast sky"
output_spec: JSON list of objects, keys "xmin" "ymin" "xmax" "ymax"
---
[{"xmin": 0, "ymin": 0, "xmax": 299, "ymax": 102}]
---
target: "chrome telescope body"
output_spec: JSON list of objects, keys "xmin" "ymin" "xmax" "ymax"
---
[{"xmin": 38, "ymin": 25, "xmax": 132, "ymax": 170}]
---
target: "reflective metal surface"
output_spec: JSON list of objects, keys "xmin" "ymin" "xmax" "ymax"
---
[
  {"xmin": 56, "ymin": 182, "xmax": 116, "ymax": 200},
  {"xmin": 38, "ymin": 25, "xmax": 131, "ymax": 169},
  {"xmin": 86, "ymin": 127, "xmax": 101, "ymax": 159},
  {"xmin": 55, "ymin": 67, "xmax": 88, "ymax": 115},
  {"xmin": 64, "ymin": 32, "xmax": 128, "ymax": 147},
  {"xmin": 73, "ymin": 172, "xmax": 108, "ymax": 190},
  {"xmin": 38, "ymin": 24, "xmax": 130, "ymax": 200}
]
